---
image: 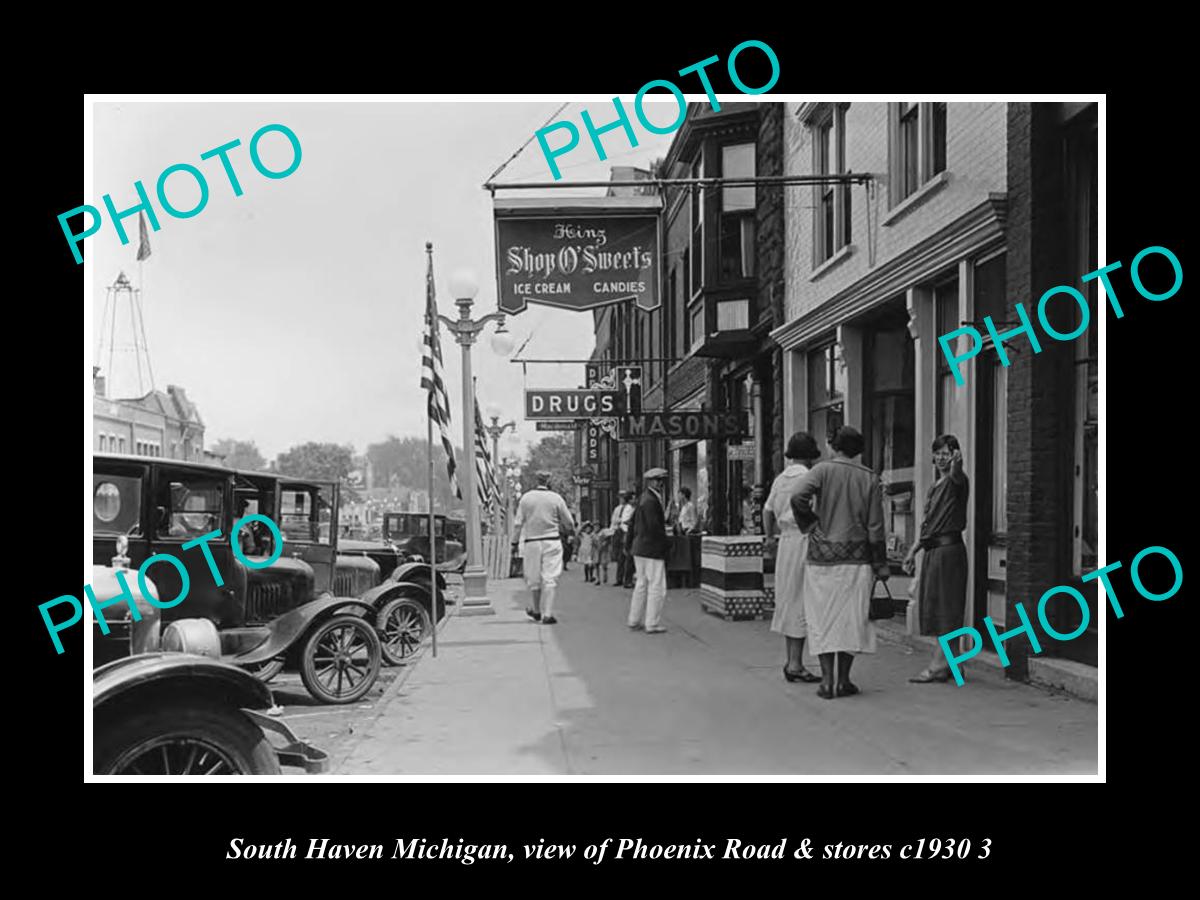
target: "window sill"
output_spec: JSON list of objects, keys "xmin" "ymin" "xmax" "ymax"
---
[
  {"xmin": 809, "ymin": 244, "xmax": 855, "ymax": 282},
  {"xmin": 881, "ymin": 170, "xmax": 950, "ymax": 227}
]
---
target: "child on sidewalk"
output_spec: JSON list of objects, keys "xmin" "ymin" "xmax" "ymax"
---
[
  {"xmin": 595, "ymin": 525, "xmax": 614, "ymax": 584},
  {"xmin": 578, "ymin": 522, "xmax": 597, "ymax": 582}
]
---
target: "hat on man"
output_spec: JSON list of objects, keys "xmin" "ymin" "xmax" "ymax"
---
[{"xmin": 643, "ymin": 467, "xmax": 668, "ymax": 481}]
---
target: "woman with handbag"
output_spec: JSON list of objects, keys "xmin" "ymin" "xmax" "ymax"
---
[
  {"xmin": 904, "ymin": 435, "xmax": 970, "ymax": 683},
  {"xmin": 763, "ymin": 432, "xmax": 822, "ymax": 684},
  {"xmin": 790, "ymin": 426, "xmax": 890, "ymax": 699}
]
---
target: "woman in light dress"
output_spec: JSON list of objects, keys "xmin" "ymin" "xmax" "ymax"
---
[
  {"xmin": 764, "ymin": 432, "xmax": 823, "ymax": 684},
  {"xmin": 790, "ymin": 426, "xmax": 890, "ymax": 700}
]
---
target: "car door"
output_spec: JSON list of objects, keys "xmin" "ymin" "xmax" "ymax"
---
[
  {"xmin": 277, "ymin": 480, "xmax": 337, "ymax": 595},
  {"xmin": 149, "ymin": 463, "xmax": 239, "ymax": 626}
]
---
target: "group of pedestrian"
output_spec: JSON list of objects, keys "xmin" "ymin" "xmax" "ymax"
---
[{"xmin": 764, "ymin": 425, "xmax": 969, "ymax": 698}]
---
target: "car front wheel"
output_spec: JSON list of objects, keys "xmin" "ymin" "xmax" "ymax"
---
[
  {"xmin": 299, "ymin": 614, "xmax": 382, "ymax": 704},
  {"xmin": 95, "ymin": 702, "xmax": 281, "ymax": 775},
  {"xmin": 376, "ymin": 597, "xmax": 431, "ymax": 666}
]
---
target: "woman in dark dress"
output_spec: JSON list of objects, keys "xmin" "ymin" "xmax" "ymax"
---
[{"xmin": 903, "ymin": 434, "xmax": 969, "ymax": 683}]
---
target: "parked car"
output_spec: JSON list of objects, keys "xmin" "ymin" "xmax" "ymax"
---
[
  {"xmin": 91, "ymin": 562, "xmax": 327, "ymax": 775},
  {"xmin": 237, "ymin": 471, "xmax": 438, "ymax": 668},
  {"xmin": 93, "ymin": 454, "xmax": 382, "ymax": 704},
  {"xmin": 383, "ymin": 512, "xmax": 466, "ymax": 574}
]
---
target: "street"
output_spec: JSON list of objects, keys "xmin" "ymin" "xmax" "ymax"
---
[{"xmin": 276, "ymin": 569, "xmax": 1097, "ymax": 776}]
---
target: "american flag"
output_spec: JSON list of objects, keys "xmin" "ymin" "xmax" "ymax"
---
[
  {"xmin": 473, "ymin": 393, "xmax": 499, "ymax": 513},
  {"xmin": 421, "ymin": 244, "xmax": 460, "ymax": 500},
  {"xmin": 136, "ymin": 211, "xmax": 152, "ymax": 262}
]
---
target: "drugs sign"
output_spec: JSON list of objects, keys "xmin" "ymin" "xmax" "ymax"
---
[
  {"xmin": 525, "ymin": 390, "xmax": 624, "ymax": 420},
  {"xmin": 494, "ymin": 197, "xmax": 661, "ymax": 314}
]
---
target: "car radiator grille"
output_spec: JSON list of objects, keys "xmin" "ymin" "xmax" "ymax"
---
[
  {"xmin": 334, "ymin": 571, "xmax": 356, "ymax": 597},
  {"xmin": 246, "ymin": 582, "xmax": 292, "ymax": 623}
]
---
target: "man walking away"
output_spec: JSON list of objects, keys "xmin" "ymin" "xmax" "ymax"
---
[
  {"xmin": 513, "ymin": 471, "xmax": 575, "ymax": 625},
  {"xmin": 627, "ymin": 468, "xmax": 670, "ymax": 634}
]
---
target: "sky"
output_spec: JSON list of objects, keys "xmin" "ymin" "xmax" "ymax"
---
[{"xmin": 90, "ymin": 100, "xmax": 677, "ymax": 462}]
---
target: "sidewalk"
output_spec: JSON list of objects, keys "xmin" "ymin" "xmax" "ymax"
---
[{"xmin": 335, "ymin": 568, "xmax": 1098, "ymax": 775}]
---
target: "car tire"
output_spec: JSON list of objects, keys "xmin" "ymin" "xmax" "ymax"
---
[
  {"xmin": 95, "ymin": 701, "xmax": 281, "ymax": 775},
  {"xmin": 299, "ymin": 614, "xmax": 381, "ymax": 704},
  {"xmin": 376, "ymin": 597, "xmax": 432, "ymax": 666}
]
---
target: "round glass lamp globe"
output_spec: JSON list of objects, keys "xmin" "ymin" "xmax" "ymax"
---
[
  {"xmin": 490, "ymin": 326, "xmax": 516, "ymax": 357},
  {"xmin": 448, "ymin": 269, "xmax": 479, "ymax": 300}
]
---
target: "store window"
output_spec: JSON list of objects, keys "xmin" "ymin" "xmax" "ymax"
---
[
  {"xmin": 806, "ymin": 341, "xmax": 844, "ymax": 448},
  {"xmin": 866, "ymin": 319, "xmax": 916, "ymax": 564},
  {"xmin": 720, "ymin": 142, "xmax": 756, "ymax": 281}
]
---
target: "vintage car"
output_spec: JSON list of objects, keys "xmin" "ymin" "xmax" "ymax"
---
[
  {"xmin": 234, "ymin": 471, "xmax": 438, "ymax": 668},
  {"xmin": 91, "ymin": 562, "xmax": 327, "ymax": 775},
  {"xmin": 93, "ymin": 454, "xmax": 382, "ymax": 704},
  {"xmin": 382, "ymin": 512, "xmax": 466, "ymax": 574}
]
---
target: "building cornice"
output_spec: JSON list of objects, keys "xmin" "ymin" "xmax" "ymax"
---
[{"xmin": 770, "ymin": 194, "xmax": 1008, "ymax": 350}]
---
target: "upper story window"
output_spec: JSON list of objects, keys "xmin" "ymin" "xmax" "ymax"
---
[
  {"xmin": 811, "ymin": 105, "xmax": 851, "ymax": 265},
  {"xmin": 889, "ymin": 102, "xmax": 948, "ymax": 206},
  {"xmin": 719, "ymin": 142, "xmax": 756, "ymax": 281},
  {"xmin": 690, "ymin": 157, "xmax": 704, "ymax": 296}
]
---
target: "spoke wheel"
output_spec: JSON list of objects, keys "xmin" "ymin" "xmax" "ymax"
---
[
  {"xmin": 300, "ymin": 614, "xmax": 381, "ymax": 704},
  {"xmin": 95, "ymin": 703, "xmax": 280, "ymax": 775},
  {"xmin": 242, "ymin": 656, "xmax": 285, "ymax": 684},
  {"xmin": 377, "ymin": 597, "xmax": 432, "ymax": 666}
]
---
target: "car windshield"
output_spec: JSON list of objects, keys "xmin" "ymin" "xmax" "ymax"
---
[{"xmin": 94, "ymin": 474, "xmax": 141, "ymax": 536}]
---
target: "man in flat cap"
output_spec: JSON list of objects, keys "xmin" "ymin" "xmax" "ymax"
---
[
  {"xmin": 627, "ymin": 467, "xmax": 671, "ymax": 633},
  {"xmin": 513, "ymin": 470, "xmax": 575, "ymax": 625}
]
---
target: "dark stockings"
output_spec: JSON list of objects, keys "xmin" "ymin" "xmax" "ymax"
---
[
  {"xmin": 818, "ymin": 652, "xmax": 856, "ymax": 692},
  {"xmin": 784, "ymin": 637, "xmax": 810, "ymax": 675}
]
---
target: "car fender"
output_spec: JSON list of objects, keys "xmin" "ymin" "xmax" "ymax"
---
[
  {"xmin": 361, "ymin": 579, "xmax": 432, "ymax": 613},
  {"xmin": 93, "ymin": 652, "xmax": 272, "ymax": 713},
  {"xmin": 231, "ymin": 595, "xmax": 375, "ymax": 665},
  {"xmin": 389, "ymin": 562, "xmax": 446, "ymax": 592}
]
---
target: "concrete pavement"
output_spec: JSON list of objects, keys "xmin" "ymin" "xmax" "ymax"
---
[{"xmin": 332, "ymin": 567, "xmax": 1098, "ymax": 776}]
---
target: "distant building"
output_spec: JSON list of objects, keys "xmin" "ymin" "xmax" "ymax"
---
[{"xmin": 93, "ymin": 367, "xmax": 206, "ymax": 460}]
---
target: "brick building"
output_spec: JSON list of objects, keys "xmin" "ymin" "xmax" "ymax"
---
[
  {"xmin": 93, "ymin": 367, "xmax": 206, "ymax": 461},
  {"xmin": 770, "ymin": 101, "xmax": 1098, "ymax": 672},
  {"xmin": 588, "ymin": 102, "xmax": 786, "ymax": 535}
]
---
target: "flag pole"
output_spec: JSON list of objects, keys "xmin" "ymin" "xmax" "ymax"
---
[{"xmin": 427, "ymin": 403, "xmax": 438, "ymax": 658}]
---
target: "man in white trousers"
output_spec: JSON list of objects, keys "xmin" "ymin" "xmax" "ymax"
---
[
  {"xmin": 512, "ymin": 470, "xmax": 575, "ymax": 625},
  {"xmin": 626, "ymin": 467, "xmax": 671, "ymax": 634}
]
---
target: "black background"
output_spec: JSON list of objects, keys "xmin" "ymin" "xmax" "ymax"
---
[{"xmin": 21, "ymin": 24, "xmax": 1185, "ymax": 885}]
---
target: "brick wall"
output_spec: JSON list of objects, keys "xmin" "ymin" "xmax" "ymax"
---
[
  {"xmin": 783, "ymin": 102, "xmax": 1008, "ymax": 327},
  {"xmin": 1003, "ymin": 103, "xmax": 1084, "ymax": 677}
]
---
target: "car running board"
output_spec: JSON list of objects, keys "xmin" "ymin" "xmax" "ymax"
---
[{"xmin": 242, "ymin": 708, "xmax": 330, "ymax": 774}]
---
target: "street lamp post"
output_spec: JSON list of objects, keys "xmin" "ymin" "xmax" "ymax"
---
[
  {"xmin": 482, "ymin": 406, "xmax": 517, "ymax": 539},
  {"xmin": 437, "ymin": 269, "xmax": 515, "ymax": 607}
]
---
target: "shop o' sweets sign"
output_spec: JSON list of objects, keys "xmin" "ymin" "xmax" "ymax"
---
[{"xmin": 494, "ymin": 197, "xmax": 662, "ymax": 314}]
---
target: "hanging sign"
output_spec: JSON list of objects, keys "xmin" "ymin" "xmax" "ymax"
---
[
  {"xmin": 619, "ymin": 411, "xmax": 748, "ymax": 440},
  {"xmin": 494, "ymin": 197, "xmax": 662, "ymax": 314},
  {"xmin": 525, "ymin": 389, "xmax": 624, "ymax": 420}
]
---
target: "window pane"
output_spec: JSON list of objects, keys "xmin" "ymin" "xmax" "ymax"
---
[
  {"xmin": 840, "ymin": 185, "xmax": 852, "ymax": 249},
  {"xmin": 720, "ymin": 212, "xmax": 752, "ymax": 281},
  {"xmin": 741, "ymin": 217, "xmax": 755, "ymax": 277},
  {"xmin": 716, "ymin": 299, "xmax": 750, "ymax": 331},
  {"xmin": 94, "ymin": 474, "xmax": 141, "ymax": 535},
  {"xmin": 690, "ymin": 303, "xmax": 705, "ymax": 348},
  {"xmin": 932, "ymin": 102, "xmax": 947, "ymax": 175},
  {"xmin": 900, "ymin": 105, "xmax": 919, "ymax": 199},
  {"xmin": 935, "ymin": 279, "xmax": 960, "ymax": 373},
  {"xmin": 721, "ymin": 143, "xmax": 756, "ymax": 212},
  {"xmin": 159, "ymin": 476, "xmax": 223, "ymax": 539},
  {"xmin": 808, "ymin": 347, "xmax": 830, "ymax": 407}
]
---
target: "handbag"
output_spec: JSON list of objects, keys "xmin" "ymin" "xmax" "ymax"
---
[{"xmin": 869, "ymin": 578, "xmax": 895, "ymax": 621}]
